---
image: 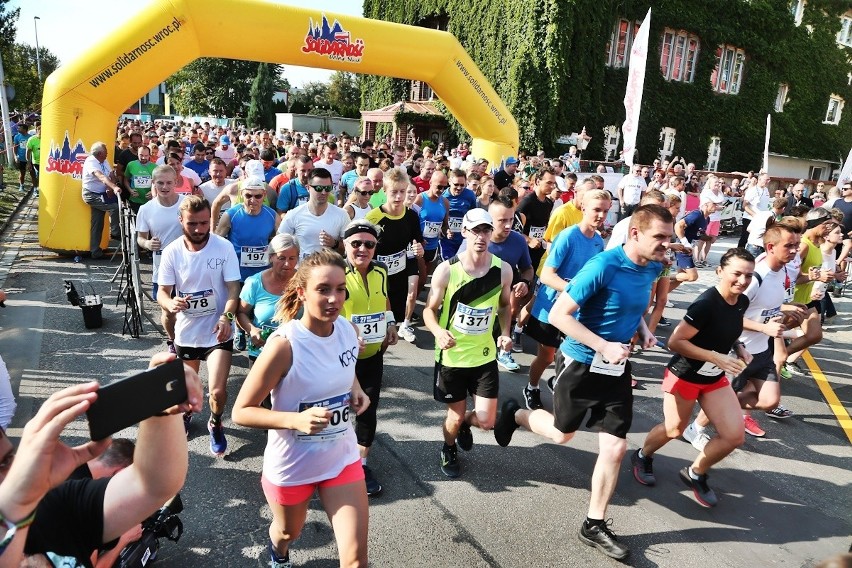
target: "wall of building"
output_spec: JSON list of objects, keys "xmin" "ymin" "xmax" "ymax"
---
[{"xmin": 275, "ymin": 113, "xmax": 360, "ymax": 135}]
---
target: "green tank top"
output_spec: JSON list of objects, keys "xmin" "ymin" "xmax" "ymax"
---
[
  {"xmin": 794, "ymin": 236, "xmax": 822, "ymax": 304},
  {"xmin": 436, "ymin": 254, "xmax": 503, "ymax": 368}
]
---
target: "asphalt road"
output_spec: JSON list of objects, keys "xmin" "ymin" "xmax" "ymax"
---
[{"xmin": 1, "ymin": 195, "xmax": 849, "ymax": 567}]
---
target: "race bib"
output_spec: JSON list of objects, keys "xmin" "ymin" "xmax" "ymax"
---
[
  {"xmin": 180, "ymin": 289, "xmax": 217, "ymax": 317},
  {"xmin": 296, "ymin": 392, "xmax": 352, "ymax": 443},
  {"xmin": 297, "ymin": 194, "xmax": 309, "ymax": 205},
  {"xmin": 759, "ymin": 307, "xmax": 781, "ymax": 324},
  {"xmin": 529, "ymin": 226, "xmax": 545, "ymax": 240},
  {"xmin": 448, "ymin": 217, "xmax": 463, "ymax": 232},
  {"xmin": 423, "ymin": 221, "xmax": 442, "ymax": 239},
  {"xmin": 133, "ymin": 174, "xmax": 152, "ymax": 188},
  {"xmin": 240, "ymin": 245, "xmax": 269, "ymax": 268},
  {"xmin": 590, "ymin": 351, "xmax": 627, "ymax": 376},
  {"xmin": 452, "ymin": 302, "xmax": 492, "ymax": 335},
  {"xmin": 784, "ymin": 285, "xmax": 795, "ymax": 303},
  {"xmin": 378, "ymin": 250, "xmax": 406, "ymax": 276},
  {"xmin": 351, "ymin": 312, "xmax": 387, "ymax": 344},
  {"xmin": 696, "ymin": 360, "xmax": 723, "ymax": 377}
]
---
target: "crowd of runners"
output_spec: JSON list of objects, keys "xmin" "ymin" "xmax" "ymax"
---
[{"xmin": 2, "ymin": 117, "xmax": 850, "ymax": 567}]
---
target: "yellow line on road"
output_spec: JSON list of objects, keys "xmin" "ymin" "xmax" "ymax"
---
[{"xmin": 802, "ymin": 350, "xmax": 852, "ymax": 445}]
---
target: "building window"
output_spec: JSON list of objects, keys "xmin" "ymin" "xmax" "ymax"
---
[
  {"xmin": 603, "ymin": 125, "xmax": 620, "ymax": 161},
  {"xmin": 410, "ymin": 80, "xmax": 433, "ymax": 102},
  {"xmin": 791, "ymin": 0, "xmax": 805, "ymax": 26},
  {"xmin": 606, "ymin": 18, "xmax": 641, "ymax": 68},
  {"xmin": 711, "ymin": 45, "xmax": 746, "ymax": 94},
  {"xmin": 659, "ymin": 127, "xmax": 676, "ymax": 161},
  {"xmin": 775, "ymin": 84, "xmax": 789, "ymax": 112},
  {"xmin": 809, "ymin": 166, "xmax": 825, "ymax": 180},
  {"xmin": 660, "ymin": 29, "xmax": 699, "ymax": 83},
  {"xmin": 707, "ymin": 137, "xmax": 721, "ymax": 172},
  {"xmin": 838, "ymin": 16, "xmax": 852, "ymax": 47},
  {"xmin": 825, "ymin": 95, "xmax": 844, "ymax": 124}
]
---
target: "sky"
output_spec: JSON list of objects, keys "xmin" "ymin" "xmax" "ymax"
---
[{"xmin": 11, "ymin": 0, "xmax": 363, "ymax": 88}]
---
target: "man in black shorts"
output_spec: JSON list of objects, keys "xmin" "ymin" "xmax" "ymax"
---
[{"xmin": 494, "ymin": 205, "xmax": 673, "ymax": 561}]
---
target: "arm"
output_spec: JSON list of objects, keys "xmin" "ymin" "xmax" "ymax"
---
[
  {"xmin": 548, "ymin": 290, "xmax": 629, "ymax": 364},
  {"xmin": 136, "ymin": 230, "xmax": 159, "ymax": 252},
  {"xmin": 93, "ymin": 168, "xmax": 121, "ymax": 195},
  {"xmin": 214, "ymin": 212, "xmax": 232, "ymax": 238},
  {"xmin": 540, "ymin": 264, "xmax": 568, "ymax": 293},
  {"xmin": 495, "ymin": 263, "xmax": 514, "ymax": 352},
  {"xmin": 210, "ymin": 184, "xmax": 235, "ymax": 231},
  {"xmin": 423, "ymin": 261, "xmax": 455, "ymax": 350},
  {"xmin": 237, "ymin": 299, "xmax": 258, "ymax": 342},
  {"xmin": 157, "ymin": 283, "xmax": 188, "ymax": 315},
  {"xmin": 214, "ymin": 281, "xmax": 241, "ymax": 342}
]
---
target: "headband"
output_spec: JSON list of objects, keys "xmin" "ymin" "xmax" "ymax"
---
[{"xmin": 343, "ymin": 223, "xmax": 379, "ymax": 240}]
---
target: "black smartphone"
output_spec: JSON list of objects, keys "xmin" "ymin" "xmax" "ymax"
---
[{"xmin": 87, "ymin": 359, "xmax": 187, "ymax": 440}]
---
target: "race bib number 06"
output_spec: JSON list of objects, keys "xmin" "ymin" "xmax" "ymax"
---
[{"xmin": 297, "ymin": 393, "xmax": 352, "ymax": 443}]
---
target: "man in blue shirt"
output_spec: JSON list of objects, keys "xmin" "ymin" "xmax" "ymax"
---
[
  {"xmin": 440, "ymin": 169, "xmax": 477, "ymax": 260},
  {"xmin": 494, "ymin": 204, "xmax": 673, "ymax": 562},
  {"xmin": 670, "ymin": 199, "xmax": 719, "ymax": 293},
  {"xmin": 182, "ymin": 143, "xmax": 211, "ymax": 184}
]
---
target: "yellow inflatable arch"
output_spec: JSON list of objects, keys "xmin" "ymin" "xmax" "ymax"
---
[{"xmin": 38, "ymin": 0, "xmax": 518, "ymax": 251}]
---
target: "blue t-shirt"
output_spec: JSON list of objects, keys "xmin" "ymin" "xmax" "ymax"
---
[
  {"xmin": 532, "ymin": 225, "xmax": 604, "ymax": 323},
  {"xmin": 183, "ymin": 158, "xmax": 210, "ymax": 183},
  {"xmin": 339, "ymin": 170, "xmax": 359, "ymax": 196},
  {"xmin": 560, "ymin": 246, "xmax": 662, "ymax": 364},
  {"xmin": 226, "ymin": 204, "xmax": 277, "ymax": 281},
  {"xmin": 419, "ymin": 195, "xmax": 446, "ymax": 252},
  {"xmin": 239, "ymin": 271, "xmax": 281, "ymax": 358},
  {"xmin": 263, "ymin": 167, "xmax": 282, "ymax": 184},
  {"xmin": 13, "ymin": 132, "xmax": 30, "ymax": 161},
  {"xmin": 458, "ymin": 230, "xmax": 531, "ymax": 275},
  {"xmin": 683, "ymin": 210, "xmax": 709, "ymax": 243},
  {"xmin": 276, "ymin": 180, "xmax": 310, "ymax": 212},
  {"xmin": 440, "ymin": 188, "xmax": 477, "ymax": 258}
]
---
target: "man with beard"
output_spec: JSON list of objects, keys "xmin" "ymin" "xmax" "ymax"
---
[{"xmin": 157, "ymin": 196, "xmax": 241, "ymax": 456}]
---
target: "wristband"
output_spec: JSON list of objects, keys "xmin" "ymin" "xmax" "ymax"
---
[
  {"xmin": 680, "ymin": 237, "xmax": 690, "ymax": 247},
  {"xmin": 385, "ymin": 310, "xmax": 396, "ymax": 326},
  {"xmin": 0, "ymin": 508, "xmax": 37, "ymax": 556}
]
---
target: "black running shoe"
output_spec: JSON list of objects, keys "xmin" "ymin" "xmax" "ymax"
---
[
  {"xmin": 679, "ymin": 467, "xmax": 718, "ymax": 507},
  {"xmin": 631, "ymin": 449, "xmax": 656, "ymax": 486},
  {"xmin": 457, "ymin": 421, "xmax": 473, "ymax": 451},
  {"xmin": 440, "ymin": 444, "xmax": 460, "ymax": 478},
  {"xmin": 363, "ymin": 465, "xmax": 383, "ymax": 496},
  {"xmin": 578, "ymin": 519, "xmax": 629, "ymax": 560},
  {"xmin": 522, "ymin": 386, "xmax": 543, "ymax": 410},
  {"xmin": 494, "ymin": 399, "xmax": 521, "ymax": 447}
]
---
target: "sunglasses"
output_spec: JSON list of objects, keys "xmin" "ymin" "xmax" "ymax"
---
[
  {"xmin": 243, "ymin": 193, "xmax": 264, "ymax": 200},
  {"xmin": 312, "ymin": 185, "xmax": 334, "ymax": 193},
  {"xmin": 349, "ymin": 239, "xmax": 377, "ymax": 249},
  {"xmin": 468, "ymin": 226, "xmax": 493, "ymax": 235},
  {"xmin": 355, "ymin": 190, "xmax": 373, "ymax": 196},
  {"xmin": 520, "ymin": 185, "xmax": 531, "ymax": 190}
]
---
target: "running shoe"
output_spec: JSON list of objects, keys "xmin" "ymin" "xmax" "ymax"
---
[
  {"xmin": 166, "ymin": 340, "xmax": 177, "ymax": 355},
  {"xmin": 363, "ymin": 465, "xmax": 383, "ymax": 496},
  {"xmin": 743, "ymin": 415, "xmax": 765, "ymax": 437},
  {"xmin": 631, "ymin": 449, "xmax": 656, "ymax": 486},
  {"xmin": 494, "ymin": 399, "xmax": 521, "ymax": 447},
  {"xmin": 511, "ymin": 330, "xmax": 523, "ymax": 353},
  {"xmin": 398, "ymin": 325, "xmax": 416, "ymax": 343},
  {"xmin": 522, "ymin": 386, "xmax": 543, "ymax": 410},
  {"xmin": 497, "ymin": 351, "xmax": 520, "ymax": 372},
  {"xmin": 440, "ymin": 444, "xmax": 460, "ymax": 478},
  {"xmin": 682, "ymin": 422, "xmax": 711, "ymax": 452},
  {"xmin": 269, "ymin": 543, "xmax": 292, "ymax": 568},
  {"xmin": 577, "ymin": 519, "xmax": 629, "ymax": 561},
  {"xmin": 456, "ymin": 421, "xmax": 473, "ymax": 451},
  {"xmin": 779, "ymin": 364, "xmax": 793, "ymax": 380},
  {"xmin": 679, "ymin": 467, "xmax": 718, "ymax": 507},
  {"xmin": 208, "ymin": 421, "xmax": 228, "ymax": 456},
  {"xmin": 786, "ymin": 360, "xmax": 809, "ymax": 376},
  {"xmin": 18, "ymin": 184, "xmax": 24, "ymax": 192},
  {"xmin": 657, "ymin": 317, "xmax": 671, "ymax": 328},
  {"xmin": 234, "ymin": 329, "xmax": 247, "ymax": 351},
  {"xmin": 765, "ymin": 404, "xmax": 794, "ymax": 419},
  {"xmin": 665, "ymin": 300, "xmax": 674, "ymax": 308}
]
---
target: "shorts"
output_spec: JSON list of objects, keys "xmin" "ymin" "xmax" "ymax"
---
[
  {"xmin": 706, "ymin": 221, "xmax": 721, "ymax": 237},
  {"xmin": 433, "ymin": 360, "xmax": 499, "ymax": 403},
  {"xmin": 406, "ymin": 256, "xmax": 419, "ymax": 277},
  {"xmin": 662, "ymin": 369, "xmax": 730, "ymax": 401},
  {"xmin": 261, "ymin": 460, "xmax": 364, "ymax": 506},
  {"xmin": 731, "ymin": 348, "xmax": 778, "ymax": 391},
  {"xmin": 16, "ymin": 159, "xmax": 27, "ymax": 174},
  {"xmin": 387, "ymin": 274, "xmax": 408, "ymax": 322},
  {"xmin": 675, "ymin": 251, "xmax": 696, "ymax": 270},
  {"xmin": 524, "ymin": 316, "xmax": 562, "ymax": 349},
  {"xmin": 551, "ymin": 356, "xmax": 633, "ymax": 438},
  {"xmin": 805, "ymin": 299, "xmax": 823, "ymax": 314},
  {"xmin": 175, "ymin": 340, "xmax": 233, "ymax": 361},
  {"xmin": 423, "ymin": 248, "xmax": 440, "ymax": 263}
]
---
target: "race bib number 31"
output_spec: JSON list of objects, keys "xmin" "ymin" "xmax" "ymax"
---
[
  {"xmin": 453, "ymin": 302, "xmax": 492, "ymax": 335},
  {"xmin": 180, "ymin": 289, "xmax": 217, "ymax": 317},
  {"xmin": 351, "ymin": 312, "xmax": 386, "ymax": 343},
  {"xmin": 297, "ymin": 393, "xmax": 352, "ymax": 442}
]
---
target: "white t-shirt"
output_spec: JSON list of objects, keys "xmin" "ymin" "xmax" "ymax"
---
[
  {"xmin": 278, "ymin": 203, "xmax": 350, "ymax": 258},
  {"xmin": 739, "ymin": 260, "xmax": 786, "ymax": 354},
  {"xmin": 746, "ymin": 210, "xmax": 773, "ymax": 248},
  {"xmin": 318, "ymin": 159, "xmax": 344, "ymax": 185},
  {"xmin": 136, "ymin": 196, "xmax": 185, "ymax": 283},
  {"xmin": 157, "ymin": 233, "xmax": 241, "ymax": 347},
  {"xmin": 215, "ymin": 146, "xmax": 237, "ymax": 163},
  {"xmin": 743, "ymin": 185, "xmax": 770, "ymax": 220},
  {"xmin": 700, "ymin": 188, "xmax": 725, "ymax": 222},
  {"xmin": 199, "ymin": 180, "xmax": 228, "ymax": 206},
  {"xmin": 81, "ymin": 155, "xmax": 111, "ymax": 194},
  {"xmin": 617, "ymin": 174, "xmax": 647, "ymax": 206},
  {"xmin": 605, "ymin": 216, "xmax": 630, "ymax": 250},
  {"xmin": 181, "ymin": 168, "xmax": 202, "ymax": 187}
]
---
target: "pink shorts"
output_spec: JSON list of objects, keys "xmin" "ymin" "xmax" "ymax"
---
[
  {"xmin": 261, "ymin": 460, "xmax": 364, "ymax": 505},
  {"xmin": 706, "ymin": 220, "xmax": 721, "ymax": 237},
  {"xmin": 662, "ymin": 369, "xmax": 730, "ymax": 401}
]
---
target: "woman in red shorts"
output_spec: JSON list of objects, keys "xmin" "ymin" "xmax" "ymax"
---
[
  {"xmin": 233, "ymin": 250, "xmax": 370, "ymax": 567},
  {"xmin": 630, "ymin": 247, "xmax": 754, "ymax": 508}
]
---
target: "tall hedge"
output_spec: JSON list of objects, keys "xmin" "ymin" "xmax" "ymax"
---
[{"xmin": 361, "ymin": 0, "xmax": 851, "ymax": 171}]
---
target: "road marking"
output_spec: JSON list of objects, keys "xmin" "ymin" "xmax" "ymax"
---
[{"xmin": 802, "ymin": 350, "xmax": 852, "ymax": 445}]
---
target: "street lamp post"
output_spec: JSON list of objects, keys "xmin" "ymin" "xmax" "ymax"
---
[{"xmin": 34, "ymin": 16, "xmax": 42, "ymax": 82}]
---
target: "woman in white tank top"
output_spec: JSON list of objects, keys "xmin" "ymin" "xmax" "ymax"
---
[{"xmin": 233, "ymin": 250, "xmax": 370, "ymax": 567}]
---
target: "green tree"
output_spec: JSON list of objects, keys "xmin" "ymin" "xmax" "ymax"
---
[
  {"xmin": 289, "ymin": 81, "xmax": 330, "ymax": 114},
  {"xmin": 326, "ymin": 71, "xmax": 360, "ymax": 118},
  {"xmin": 7, "ymin": 43, "xmax": 59, "ymax": 108},
  {"xmin": 247, "ymin": 63, "xmax": 275, "ymax": 128},
  {"xmin": 167, "ymin": 58, "xmax": 283, "ymax": 118}
]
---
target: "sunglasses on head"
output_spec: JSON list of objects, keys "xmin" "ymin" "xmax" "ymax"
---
[
  {"xmin": 312, "ymin": 185, "xmax": 334, "ymax": 193},
  {"xmin": 349, "ymin": 239, "xmax": 377, "ymax": 249}
]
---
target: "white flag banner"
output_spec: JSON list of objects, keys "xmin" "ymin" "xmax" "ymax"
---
[
  {"xmin": 762, "ymin": 114, "xmax": 771, "ymax": 173},
  {"xmin": 838, "ymin": 146, "xmax": 852, "ymax": 185},
  {"xmin": 621, "ymin": 8, "xmax": 651, "ymax": 167}
]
